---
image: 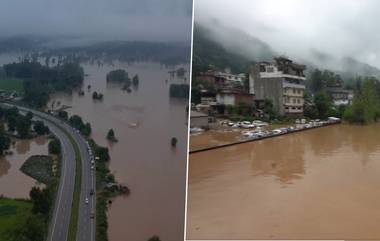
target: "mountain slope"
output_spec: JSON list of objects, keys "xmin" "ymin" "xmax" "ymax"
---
[
  {"xmin": 192, "ymin": 23, "xmax": 275, "ymax": 75},
  {"xmin": 193, "ymin": 22, "xmax": 380, "ymax": 81}
]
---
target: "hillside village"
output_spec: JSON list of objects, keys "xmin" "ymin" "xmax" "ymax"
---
[{"xmin": 191, "ymin": 56, "xmax": 354, "ymax": 130}]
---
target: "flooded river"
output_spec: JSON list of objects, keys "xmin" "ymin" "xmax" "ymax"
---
[
  {"xmin": 187, "ymin": 123, "xmax": 380, "ymax": 240},
  {"xmin": 0, "ymin": 136, "xmax": 48, "ymax": 198},
  {"xmin": 49, "ymin": 62, "xmax": 188, "ymax": 241}
]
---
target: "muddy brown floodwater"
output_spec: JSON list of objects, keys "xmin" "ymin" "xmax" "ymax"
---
[
  {"xmin": 49, "ymin": 62, "xmax": 188, "ymax": 241},
  {"xmin": 0, "ymin": 136, "xmax": 48, "ymax": 198},
  {"xmin": 187, "ymin": 123, "xmax": 380, "ymax": 240}
]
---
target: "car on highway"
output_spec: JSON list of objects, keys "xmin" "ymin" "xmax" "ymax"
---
[
  {"xmin": 85, "ymin": 198, "xmax": 89, "ymax": 204},
  {"xmin": 90, "ymin": 189, "xmax": 94, "ymax": 196},
  {"xmin": 90, "ymin": 213, "xmax": 95, "ymax": 219}
]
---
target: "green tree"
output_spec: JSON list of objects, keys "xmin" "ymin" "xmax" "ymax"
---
[
  {"xmin": 106, "ymin": 129, "xmax": 117, "ymax": 142},
  {"xmin": 263, "ymin": 98, "xmax": 275, "ymax": 118},
  {"xmin": 313, "ymin": 91, "xmax": 332, "ymax": 119},
  {"xmin": 26, "ymin": 111, "xmax": 34, "ymax": 120},
  {"xmin": 48, "ymin": 138, "xmax": 61, "ymax": 155},
  {"xmin": 29, "ymin": 187, "xmax": 52, "ymax": 216},
  {"xmin": 69, "ymin": 115, "xmax": 84, "ymax": 129},
  {"xmin": 81, "ymin": 122, "xmax": 92, "ymax": 136},
  {"xmin": 148, "ymin": 235, "xmax": 161, "ymax": 241},
  {"xmin": 0, "ymin": 134, "xmax": 10, "ymax": 154},
  {"xmin": 33, "ymin": 121, "xmax": 49, "ymax": 135},
  {"xmin": 106, "ymin": 69, "xmax": 128, "ymax": 82},
  {"xmin": 132, "ymin": 74, "xmax": 139, "ymax": 86},
  {"xmin": 344, "ymin": 78, "xmax": 380, "ymax": 123},
  {"xmin": 58, "ymin": 110, "xmax": 68, "ymax": 120},
  {"xmin": 95, "ymin": 146, "xmax": 110, "ymax": 161},
  {"xmin": 309, "ymin": 69, "xmax": 323, "ymax": 93},
  {"xmin": 15, "ymin": 214, "xmax": 46, "ymax": 241},
  {"xmin": 16, "ymin": 116, "xmax": 31, "ymax": 138},
  {"xmin": 7, "ymin": 116, "xmax": 16, "ymax": 132}
]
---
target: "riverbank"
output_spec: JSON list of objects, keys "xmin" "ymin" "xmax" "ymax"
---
[{"xmin": 190, "ymin": 119, "xmax": 340, "ymax": 153}]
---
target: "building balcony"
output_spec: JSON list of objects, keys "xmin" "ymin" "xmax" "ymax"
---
[
  {"xmin": 283, "ymin": 82, "xmax": 306, "ymax": 89},
  {"xmin": 284, "ymin": 102, "xmax": 304, "ymax": 107},
  {"xmin": 283, "ymin": 92, "xmax": 303, "ymax": 97},
  {"xmin": 260, "ymin": 71, "xmax": 306, "ymax": 80}
]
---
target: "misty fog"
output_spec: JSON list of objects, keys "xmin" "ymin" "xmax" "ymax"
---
[
  {"xmin": 195, "ymin": 0, "xmax": 380, "ymax": 70},
  {"xmin": 0, "ymin": 0, "xmax": 192, "ymax": 43}
]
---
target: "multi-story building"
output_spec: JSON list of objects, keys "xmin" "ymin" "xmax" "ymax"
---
[
  {"xmin": 196, "ymin": 70, "xmax": 245, "ymax": 87},
  {"xmin": 216, "ymin": 87, "xmax": 254, "ymax": 106},
  {"xmin": 249, "ymin": 56, "xmax": 306, "ymax": 116},
  {"xmin": 325, "ymin": 87, "xmax": 354, "ymax": 106}
]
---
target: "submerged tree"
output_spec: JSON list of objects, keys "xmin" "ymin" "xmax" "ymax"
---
[
  {"xmin": 106, "ymin": 129, "xmax": 118, "ymax": 142},
  {"xmin": 171, "ymin": 137, "xmax": 178, "ymax": 147},
  {"xmin": 148, "ymin": 235, "xmax": 161, "ymax": 241},
  {"xmin": 132, "ymin": 74, "xmax": 139, "ymax": 86}
]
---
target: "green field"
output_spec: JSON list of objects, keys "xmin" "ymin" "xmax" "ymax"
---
[
  {"xmin": 0, "ymin": 198, "xmax": 32, "ymax": 241},
  {"xmin": 0, "ymin": 77, "xmax": 24, "ymax": 93}
]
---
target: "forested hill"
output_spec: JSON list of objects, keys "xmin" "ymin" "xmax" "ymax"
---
[
  {"xmin": 192, "ymin": 23, "xmax": 275, "ymax": 76},
  {"xmin": 193, "ymin": 22, "xmax": 380, "ymax": 82}
]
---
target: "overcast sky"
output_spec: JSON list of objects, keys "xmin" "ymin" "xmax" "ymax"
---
[
  {"xmin": 0, "ymin": 0, "xmax": 192, "ymax": 43},
  {"xmin": 195, "ymin": 0, "xmax": 380, "ymax": 68}
]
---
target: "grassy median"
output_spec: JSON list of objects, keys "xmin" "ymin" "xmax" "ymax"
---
[{"xmin": 63, "ymin": 131, "xmax": 82, "ymax": 241}]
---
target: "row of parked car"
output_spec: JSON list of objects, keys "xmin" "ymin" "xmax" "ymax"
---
[
  {"xmin": 241, "ymin": 117, "xmax": 341, "ymax": 139},
  {"xmin": 220, "ymin": 120, "xmax": 269, "ymax": 129}
]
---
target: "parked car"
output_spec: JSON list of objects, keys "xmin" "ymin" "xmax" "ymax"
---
[
  {"xmin": 190, "ymin": 127, "xmax": 204, "ymax": 133},
  {"xmin": 272, "ymin": 129, "xmax": 282, "ymax": 135},
  {"xmin": 252, "ymin": 120, "xmax": 268, "ymax": 127},
  {"xmin": 241, "ymin": 123, "xmax": 255, "ymax": 128}
]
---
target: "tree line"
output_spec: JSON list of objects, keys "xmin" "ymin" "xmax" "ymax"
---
[{"xmin": 3, "ymin": 60, "xmax": 84, "ymax": 107}]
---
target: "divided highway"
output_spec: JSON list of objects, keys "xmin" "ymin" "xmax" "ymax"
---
[{"xmin": 2, "ymin": 103, "xmax": 96, "ymax": 241}]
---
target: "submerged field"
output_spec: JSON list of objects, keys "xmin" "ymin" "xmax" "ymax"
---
[{"xmin": 0, "ymin": 198, "xmax": 32, "ymax": 240}]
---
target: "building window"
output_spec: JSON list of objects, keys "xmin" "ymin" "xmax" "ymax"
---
[{"xmin": 292, "ymin": 98, "xmax": 296, "ymax": 104}]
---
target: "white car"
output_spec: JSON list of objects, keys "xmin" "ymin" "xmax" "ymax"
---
[
  {"xmin": 272, "ymin": 129, "xmax": 282, "ymax": 135},
  {"xmin": 85, "ymin": 198, "xmax": 89, "ymax": 204},
  {"xmin": 252, "ymin": 120, "xmax": 268, "ymax": 127},
  {"xmin": 241, "ymin": 123, "xmax": 254, "ymax": 129}
]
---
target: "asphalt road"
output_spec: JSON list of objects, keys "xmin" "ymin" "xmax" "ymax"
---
[{"xmin": 3, "ymin": 103, "xmax": 95, "ymax": 241}]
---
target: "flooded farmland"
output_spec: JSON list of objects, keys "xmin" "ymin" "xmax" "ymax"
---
[
  {"xmin": 0, "ymin": 53, "xmax": 188, "ymax": 241},
  {"xmin": 0, "ymin": 136, "xmax": 48, "ymax": 198},
  {"xmin": 49, "ymin": 61, "xmax": 188, "ymax": 241},
  {"xmin": 187, "ymin": 123, "xmax": 380, "ymax": 240}
]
